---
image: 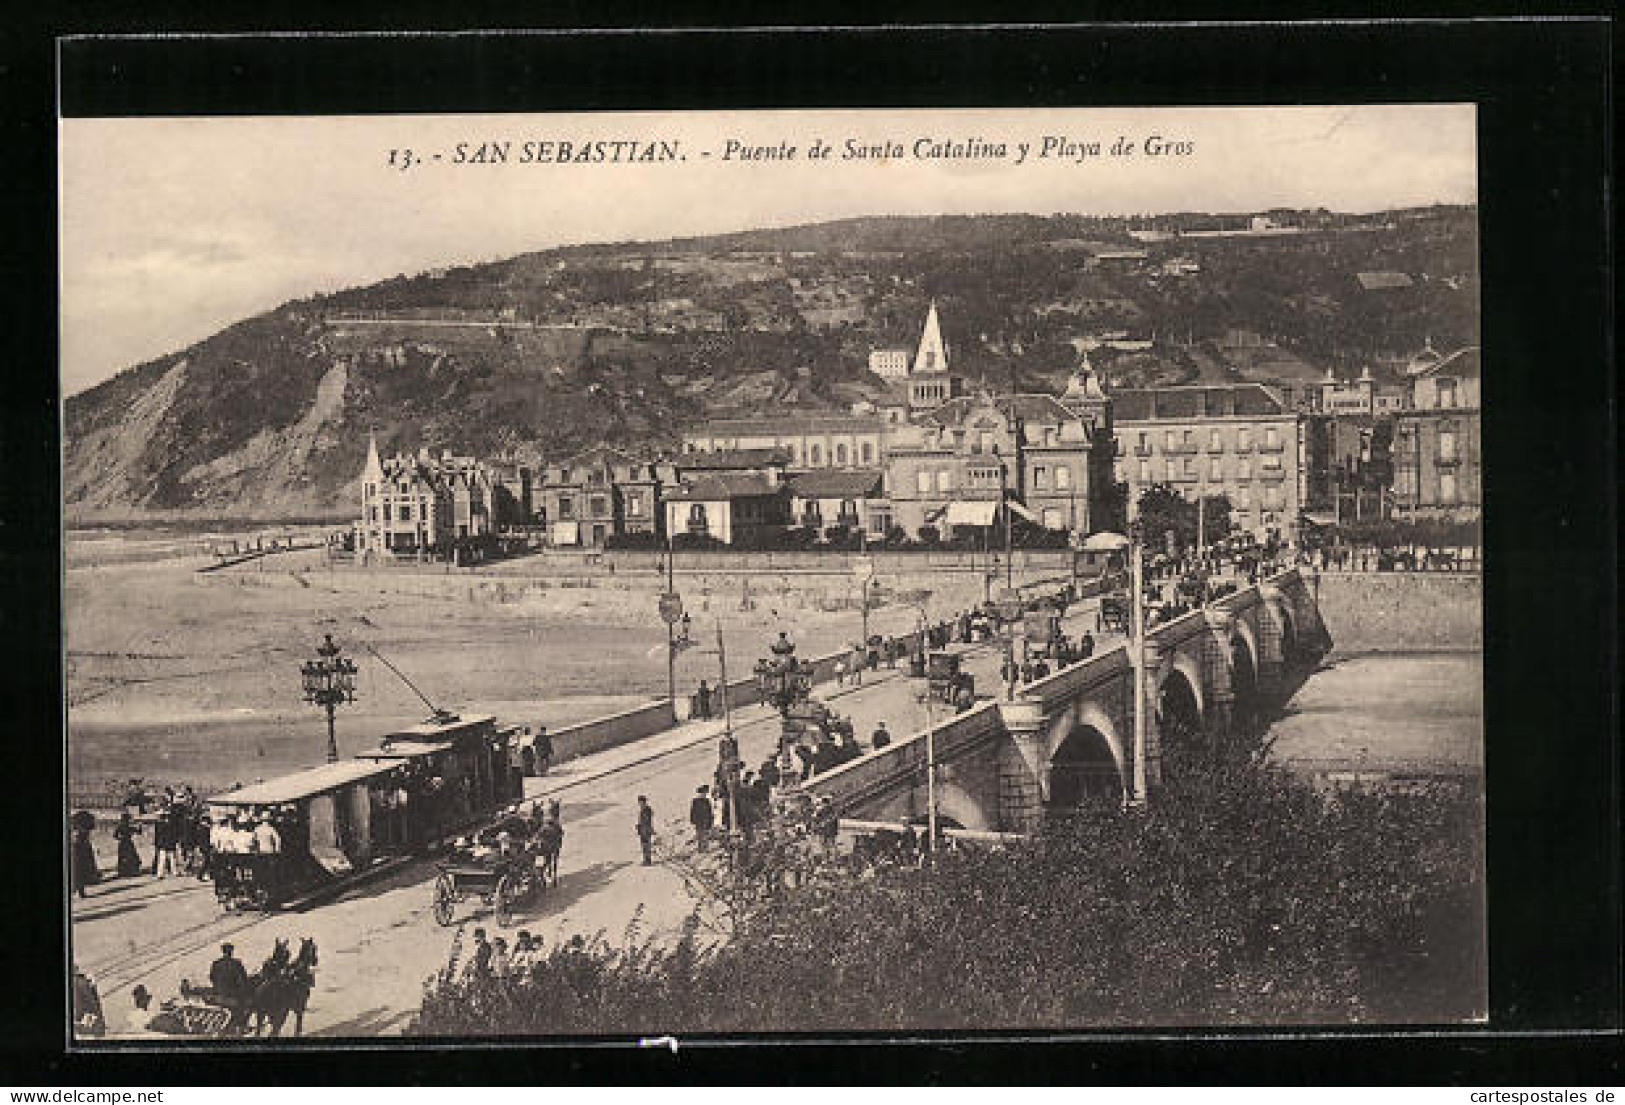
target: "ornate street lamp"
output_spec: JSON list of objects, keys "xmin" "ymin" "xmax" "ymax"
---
[
  {"xmin": 301, "ymin": 633, "xmax": 358, "ymax": 763},
  {"xmin": 755, "ymin": 633, "xmax": 811, "ymax": 717}
]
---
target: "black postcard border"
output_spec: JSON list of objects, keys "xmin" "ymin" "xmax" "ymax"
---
[{"xmin": 5, "ymin": 16, "xmax": 1617, "ymax": 1084}]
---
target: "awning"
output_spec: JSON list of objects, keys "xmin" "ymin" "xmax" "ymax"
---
[
  {"xmin": 1081, "ymin": 531, "xmax": 1132, "ymax": 552},
  {"xmin": 1007, "ymin": 500, "xmax": 1040, "ymax": 523},
  {"xmin": 945, "ymin": 501, "xmax": 999, "ymax": 527},
  {"xmin": 550, "ymin": 521, "xmax": 579, "ymax": 545},
  {"xmin": 924, "ymin": 505, "xmax": 949, "ymax": 524}
]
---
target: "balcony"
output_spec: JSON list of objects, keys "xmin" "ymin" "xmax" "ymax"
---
[
  {"xmin": 1168, "ymin": 471, "xmax": 1199, "ymax": 483},
  {"xmin": 1205, "ymin": 442, "xmax": 1226, "ymax": 454},
  {"xmin": 1234, "ymin": 442, "xmax": 1255, "ymax": 454},
  {"xmin": 1258, "ymin": 441, "xmax": 1286, "ymax": 454},
  {"xmin": 1436, "ymin": 453, "xmax": 1461, "ymax": 467},
  {"xmin": 1259, "ymin": 467, "xmax": 1287, "ymax": 482},
  {"xmin": 1164, "ymin": 443, "xmax": 1198, "ymax": 455},
  {"xmin": 1133, "ymin": 444, "xmax": 1153, "ymax": 457}
]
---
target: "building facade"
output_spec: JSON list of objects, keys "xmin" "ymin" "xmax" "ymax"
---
[
  {"xmin": 662, "ymin": 473, "xmax": 792, "ymax": 546},
  {"xmin": 867, "ymin": 348, "xmax": 911, "ymax": 379},
  {"xmin": 681, "ymin": 416, "xmax": 890, "ymax": 471},
  {"xmin": 786, "ymin": 469, "xmax": 886, "ymax": 536},
  {"xmin": 356, "ymin": 437, "xmax": 496, "ymax": 557},
  {"xmin": 1112, "ymin": 384, "xmax": 1303, "ymax": 541},
  {"xmin": 1393, "ymin": 346, "xmax": 1481, "ymax": 521},
  {"xmin": 538, "ymin": 445, "xmax": 670, "ymax": 548}
]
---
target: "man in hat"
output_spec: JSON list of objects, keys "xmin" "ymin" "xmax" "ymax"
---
[
  {"xmin": 209, "ymin": 943, "xmax": 250, "ymax": 1031},
  {"xmin": 688, "ymin": 785, "xmax": 714, "ymax": 852},
  {"xmin": 635, "ymin": 795, "xmax": 655, "ymax": 865}
]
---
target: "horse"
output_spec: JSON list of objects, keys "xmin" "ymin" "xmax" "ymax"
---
[
  {"xmin": 248, "ymin": 937, "xmax": 318, "ymax": 1037},
  {"xmin": 535, "ymin": 820, "xmax": 564, "ymax": 885}
]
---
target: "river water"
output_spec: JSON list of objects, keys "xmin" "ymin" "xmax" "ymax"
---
[{"xmin": 1267, "ymin": 651, "xmax": 1483, "ymax": 780}]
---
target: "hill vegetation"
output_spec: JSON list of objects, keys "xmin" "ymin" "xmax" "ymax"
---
[{"xmin": 64, "ymin": 207, "xmax": 1478, "ymax": 520}]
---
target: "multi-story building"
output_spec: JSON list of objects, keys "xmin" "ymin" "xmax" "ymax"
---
[
  {"xmin": 681, "ymin": 416, "xmax": 889, "ymax": 470},
  {"xmin": 1112, "ymin": 384, "xmax": 1303, "ymax": 541},
  {"xmin": 884, "ymin": 364, "xmax": 1116, "ymax": 540},
  {"xmin": 662, "ymin": 472, "xmax": 792, "ymax": 546},
  {"xmin": 356, "ymin": 436, "xmax": 496, "ymax": 557},
  {"xmin": 538, "ymin": 445, "xmax": 671, "ymax": 548},
  {"xmin": 1393, "ymin": 346, "xmax": 1481, "ymax": 522},
  {"xmin": 866, "ymin": 348, "xmax": 912, "ymax": 379},
  {"xmin": 1317, "ymin": 364, "xmax": 1409, "ymax": 415},
  {"xmin": 786, "ymin": 469, "xmax": 886, "ymax": 536}
]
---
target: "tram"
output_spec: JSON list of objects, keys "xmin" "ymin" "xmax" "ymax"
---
[{"xmin": 206, "ymin": 713, "xmax": 520, "ymax": 911}]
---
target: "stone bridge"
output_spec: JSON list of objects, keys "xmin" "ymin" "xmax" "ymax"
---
[{"xmin": 804, "ymin": 568, "xmax": 1333, "ymax": 832}]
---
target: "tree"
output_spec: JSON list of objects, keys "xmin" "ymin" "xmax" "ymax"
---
[{"xmin": 1135, "ymin": 484, "xmax": 1235, "ymax": 552}]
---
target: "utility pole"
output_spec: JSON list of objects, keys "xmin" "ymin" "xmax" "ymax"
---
[
  {"xmin": 1129, "ymin": 523, "xmax": 1148, "ymax": 808},
  {"xmin": 716, "ymin": 620, "xmax": 738, "ymax": 842},
  {"xmin": 665, "ymin": 531, "xmax": 678, "ymax": 710},
  {"xmin": 916, "ymin": 606, "xmax": 938, "ymax": 854}
]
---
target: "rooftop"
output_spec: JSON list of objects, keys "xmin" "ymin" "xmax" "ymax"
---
[
  {"xmin": 787, "ymin": 469, "xmax": 884, "ymax": 498},
  {"xmin": 207, "ymin": 759, "xmax": 401, "ymax": 806},
  {"xmin": 925, "ymin": 393, "xmax": 1078, "ymax": 427},
  {"xmin": 1112, "ymin": 384, "xmax": 1288, "ymax": 421},
  {"xmin": 688, "ymin": 415, "xmax": 890, "ymax": 436},
  {"xmin": 673, "ymin": 447, "xmax": 792, "ymax": 471},
  {"xmin": 664, "ymin": 473, "xmax": 785, "ymax": 501}
]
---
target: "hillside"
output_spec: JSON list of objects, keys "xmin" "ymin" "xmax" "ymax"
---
[{"xmin": 63, "ymin": 207, "xmax": 1479, "ymax": 521}]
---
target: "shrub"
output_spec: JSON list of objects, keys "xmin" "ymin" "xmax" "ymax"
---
[{"xmin": 916, "ymin": 525, "xmax": 940, "ymax": 546}]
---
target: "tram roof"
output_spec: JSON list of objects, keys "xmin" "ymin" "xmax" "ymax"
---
[
  {"xmin": 207, "ymin": 759, "xmax": 402, "ymax": 806},
  {"xmin": 355, "ymin": 739, "xmax": 456, "ymax": 761},
  {"xmin": 386, "ymin": 713, "xmax": 497, "ymax": 738}
]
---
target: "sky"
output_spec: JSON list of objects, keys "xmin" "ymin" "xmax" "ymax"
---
[{"xmin": 59, "ymin": 105, "xmax": 1476, "ymax": 396}]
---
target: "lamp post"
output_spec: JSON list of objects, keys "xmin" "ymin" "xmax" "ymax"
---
[
  {"xmin": 301, "ymin": 633, "xmax": 357, "ymax": 763},
  {"xmin": 1129, "ymin": 519, "xmax": 1149, "ymax": 808},
  {"xmin": 914, "ymin": 604, "xmax": 938, "ymax": 854}
]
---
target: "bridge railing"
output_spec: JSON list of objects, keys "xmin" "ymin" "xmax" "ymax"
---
[{"xmin": 802, "ymin": 697, "xmax": 1005, "ymax": 806}]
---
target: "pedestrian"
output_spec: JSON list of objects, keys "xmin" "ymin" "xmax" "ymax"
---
[
  {"xmin": 759, "ymin": 757, "xmax": 780, "ymax": 788},
  {"xmin": 71, "ymin": 812, "xmax": 100, "ymax": 898},
  {"xmin": 871, "ymin": 722, "xmax": 891, "ymax": 750},
  {"xmin": 849, "ymin": 645, "xmax": 866, "ymax": 686},
  {"xmin": 635, "ymin": 795, "xmax": 655, "ymax": 865},
  {"xmin": 113, "ymin": 811, "xmax": 143, "ymax": 878},
  {"xmin": 490, "ymin": 937, "xmax": 512, "ymax": 980},
  {"xmin": 695, "ymin": 679, "xmax": 712, "ymax": 720},
  {"xmin": 466, "ymin": 928, "xmax": 493, "ymax": 979},
  {"xmin": 689, "ymin": 785, "xmax": 714, "ymax": 851},
  {"xmin": 833, "ymin": 657, "xmax": 846, "ymax": 687},
  {"xmin": 795, "ymin": 743, "xmax": 815, "ymax": 780},
  {"xmin": 151, "ymin": 803, "xmax": 176, "ymax": 878}
]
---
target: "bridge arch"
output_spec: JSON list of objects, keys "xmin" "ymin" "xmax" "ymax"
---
[
  {"xmin": 1157, "ymin": 664, "xmax": 1205, "ymax": 757},
  {"xmin": 930, "ymin": 779, "xmax": 993, "ymax": 831},
  {"xmin": 1046, "ymin": 700, "xmax": 1128, "ymax": 810},
  {"xmin": 1229, "ymin": 628, "xmax": 1261, "ymax": 727},
  {"xmin": 1273, "ymin": 601, "xmax": 1300, "ymax": 662}
]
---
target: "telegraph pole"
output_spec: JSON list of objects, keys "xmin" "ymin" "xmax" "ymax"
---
[
  {"xmin": 1129, "ymin": 523, "xmax": 1148, "ymax": 808},
  {"xmin": 916, "ymin": 606, "xmax": 938, "ymax": 854}
]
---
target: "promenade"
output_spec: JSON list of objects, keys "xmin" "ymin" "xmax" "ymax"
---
[{"xmin": 72, "ymin": 589, "xmax": 1122, "ymax": 1038}]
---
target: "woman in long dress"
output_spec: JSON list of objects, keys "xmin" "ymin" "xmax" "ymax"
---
[
  {"xmin": 114, "ymin": 812, "xmax": 143, "ymax": 878},
  {"xmin": 71, "ymin": 811, "xmax": 101, "ymax": 897}
]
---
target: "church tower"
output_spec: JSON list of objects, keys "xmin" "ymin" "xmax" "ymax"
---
[{"xmin": 912, "ymin": 300, "xmax": 949, "ymax": 374}]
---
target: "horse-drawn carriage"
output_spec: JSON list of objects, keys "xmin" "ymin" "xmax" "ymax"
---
[
  {"xmin": 1098, "ymin": 594, "xmax": 1131, "ymax": 634},
  {"xmin": 431, "ymin": 811, "xmax": 562, "ymax": 927},
  {"xmin": 925, "ymin": 651, "xmax": 974, "ymax": 704}
]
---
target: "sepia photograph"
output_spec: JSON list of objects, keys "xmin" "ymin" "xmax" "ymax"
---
[{"xmin": 61, "ymin": 104, "xmax": 1488, "ymax": 1042}]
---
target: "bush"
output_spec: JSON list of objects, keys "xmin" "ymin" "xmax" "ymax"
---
[
  {"xmin": 916, "ymin": 525, "xmax": 940, "ymax": 546},
  {"xmin": 603, "ymin": 530, "xmax": 664, "ymax": 551},
  {"xmin": 671, "ymin": 532, "xmax": 726, "ymax": 552}
]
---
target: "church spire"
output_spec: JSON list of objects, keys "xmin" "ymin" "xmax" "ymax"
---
[
  {"xmin": 362, "ymin": 432, "xmax": 383, "ymax": 481},
  {"xmin": 913, "ymin": 300, "xmax": 949, "ymax": 374}
]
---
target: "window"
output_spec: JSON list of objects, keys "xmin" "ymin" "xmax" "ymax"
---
[
  {"xmin": 1138, "ymin": 431, "xmax": 1150, "ymax": 453},
  {"xmin": 937, "ymin": 470, "xmax": 953, "ymax": 493},
  {"xmin": 1055, "ymin": 465, "xmax": 1070, "ymax": 490},
  {"xmin": 916, "ymin": 470, "xmax": 931, "ymax": 494},
  {"xmin": 1238, "ymin": 458, "xmax": 1251, "ymax": 480},
  {"xmin": 788, "ymin": 444, "xmax": 800, "ymax": 464},
  {"xmin": 1439, "ymin": 428, "xmax": 1457, "ymax": 462},
  {"xmin": 399, "ymin": 482, "xmax": 409, "ymax": 494},
  {"xmin": 1033, "ymin": 466, "xmax": 1048, "ymax": 490},
  {"xmin": 1165, "ymin": 430, "xmax": 1179, "ymax": 449},
  {"xmin": 687, "ymin": 504, "xmax": 709, "ymax": 533},
  {"xmin": 924, "ymin": 351, "xmax": 936, "ymax": 369},
  {"xmin": 1440, "ymin": 471, "xmax": 1458, "ymax": 503},
  {"xmin": 1210, "ymin": 457, "xmax": 1223, "ymax": 480},
  {"xmin": 1265, "ymin": 426, "xmax": 1280, "ymax": 449},
  {"xmin": 1166, "ymin": 460, "xmax": 1178, "ymax": 481},
  {"xmin": 1238, "ymin": 489, "xmax": 1251, "ymax": 508},
  {"xmin": 383, "ymin": 505, "xmax": 393, "ymax": 522},
  {"xmin": 1138, "ymin": 460, "xmax": 1151, "ymax": 482},
  {"xmin": 368, "ymin": 506, "xmax": 377, "ymax": 522},
  {"xmin": 979, "ymin": 431, "xmax": 995, "ymax": 453},
  {"xmin": 810, "ymin": 444, "xmax": 823, "ymax": 466},
  {"xmin": 364, "ymin": 482, "xmax": 374, "ymax": 498},
  {"xmin": 627, "ymin": 493, "xmax": 642, "ymax": 516},
  {"xmin": 558, "ymin": 497, "xmax": 574, "ymax": 518},
  {"xmin": 588, "ymin": 469, "xmax": 605, "ymax": 485},
  {"xmin": 400, "ymin": 505, "xmax": 412, "ymax": 522},
  {"xmin": 836, "ymin": 444, "xmax": 848, "ymax": 465},
  {"xmin": 1183, "ymin": 457, "xmax": 1196, "ymax": 478},
  {"xmin": 1238, "ymin": 427, "xmax": 1252, "ymax": 450},
  {"xmin": 1438, "ymin": 378, "xmax": 1458, "ymax": 408},
  {"xmin": 1209, "ymin": 429, "xmax": 1222, "ymax": 451},
  {"xmin": 861, "ymin": 442, "xmax": 874, "ymax": 464},
  {"xmin": 1183, "ymin": 429, "xmax": 1194, "ymax": 447}
]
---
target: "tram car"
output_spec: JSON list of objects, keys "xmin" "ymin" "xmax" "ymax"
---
[{"xmin": 206, "ymin": 713, "xmax": 520, "ymax": 912}]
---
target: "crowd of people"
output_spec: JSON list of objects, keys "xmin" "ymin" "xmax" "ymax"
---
[{"xmin": 71, "ymin": 784, "xmax": 215, "ymax": 898}]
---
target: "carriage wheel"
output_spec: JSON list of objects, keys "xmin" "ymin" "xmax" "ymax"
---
[
  {"xmin": 494, "ymin": 875, "xmax": 513, "ymax": 927},
  {"xmin": 432, "ymin": 874, "xmax": 456, "ymax": 927}
]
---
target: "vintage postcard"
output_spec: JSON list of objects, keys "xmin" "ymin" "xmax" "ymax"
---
[{"xmin": 63, "ymin": 104, "xmax": 1486, "ymax": 1041}]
